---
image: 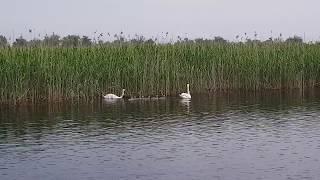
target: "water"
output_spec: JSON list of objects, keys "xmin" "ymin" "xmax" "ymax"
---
[{"xmin": 1, "ymin": 92, "xmax": 320, "ymax": 180}]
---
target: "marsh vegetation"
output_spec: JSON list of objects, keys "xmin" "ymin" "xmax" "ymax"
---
[{"xmin": 1, "ymin": 33, "xmax": 320, "ymax": 104}]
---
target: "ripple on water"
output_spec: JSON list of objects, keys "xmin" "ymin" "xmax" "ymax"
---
[{"xmin": 1, "ymin": 94, "xmax": 320, "ymax": 179}]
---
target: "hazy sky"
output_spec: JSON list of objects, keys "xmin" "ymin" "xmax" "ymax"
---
[{"xmin": 1, "ymin": 0, "xmax": 320, "ymax": 42}]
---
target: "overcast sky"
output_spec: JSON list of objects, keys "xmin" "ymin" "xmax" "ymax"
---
[{"xmin": 1, "ymin": 0, "xmax": 320, "ymax": 42}]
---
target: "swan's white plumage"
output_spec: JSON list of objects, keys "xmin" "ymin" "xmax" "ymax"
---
[
  {"xmin": 179, "ymin": 93, "xmax": 191, "ymax": 99},
  {"xmin": 103, "ymin": 89, "xmax": 125, "ymax": 99},
  {"xmin": 179, "ymin": 84, "xmax": 191, "ymax": 99},
  {"xmin": 103, "ymin": 94, "xmax": 121, "ymax": 99}
]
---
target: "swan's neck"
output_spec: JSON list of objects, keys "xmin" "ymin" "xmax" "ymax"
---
[
  {"xmin": 187, "ymin": 85, "xmax": 190, "ymax": 94},
  {"xmin": 120, "ymin": 90, "xmax": 125, "ymax": 98}
]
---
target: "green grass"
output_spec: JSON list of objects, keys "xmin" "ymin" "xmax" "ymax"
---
[{"xmin": 1, "ymin": 42, "xmax": 320, "ymax": 103}]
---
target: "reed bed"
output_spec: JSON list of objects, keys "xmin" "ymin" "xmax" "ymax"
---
[{"xmin": 1, "ymin": 42, "xmax": 320, "ymax": 103}]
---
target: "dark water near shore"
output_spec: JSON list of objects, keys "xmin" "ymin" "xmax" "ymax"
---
[{"xmin": 1, "ymin": 91, "xmax": 320, "ymax": 180}]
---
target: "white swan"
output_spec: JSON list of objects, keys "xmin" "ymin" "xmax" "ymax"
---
[
  {"xmin": 103, "ymin": 89, "xmax": 125, "ymax": 99},
  {"xmin": 179, "ymin": 84, "xmax": 191, "ymax": 99}
]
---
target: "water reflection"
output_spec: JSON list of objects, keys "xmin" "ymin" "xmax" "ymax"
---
[
  {"xmin": 103, "ymin": 98, "xmax": 124, "ymax": 104},
  {"xmin": 179, "ymin": 98, "xmax": 191, "ymax": 113},
  {"xmin": 1, "ymin": 90, "xmax": 320, "ymax": 180}
]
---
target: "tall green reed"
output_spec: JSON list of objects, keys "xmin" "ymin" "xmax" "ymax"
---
[{"xmin": 1, "ymin": 42, "xmax": 320, "ymax": 104}]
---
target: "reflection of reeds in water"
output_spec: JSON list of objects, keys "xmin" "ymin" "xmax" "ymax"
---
[{"xmin": 1, "ymin": 43, "xmax": 320, "ymax": 104}]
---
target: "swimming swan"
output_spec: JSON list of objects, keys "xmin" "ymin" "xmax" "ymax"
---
[
  {"xmin": 103, "ymin": 89, "xmax": 125, "ymax": 99},
  {"xmin": 179, "ymin": 84, "xmax": 191, "ymax": 99}
]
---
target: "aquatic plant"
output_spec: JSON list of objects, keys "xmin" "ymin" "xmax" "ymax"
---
[{"xmin": 1, "ymin": 42, "xmax": 320, "ymax": 103}]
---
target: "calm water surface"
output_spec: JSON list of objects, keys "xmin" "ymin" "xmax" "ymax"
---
[{"xmin": 1, "ymin": 92, "xmax": 320, "ymax": 180}]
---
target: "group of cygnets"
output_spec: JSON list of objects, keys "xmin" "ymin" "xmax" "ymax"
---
[{"xmin": 103, "ymin": 84, "xmax": 191, "ymax": 100}]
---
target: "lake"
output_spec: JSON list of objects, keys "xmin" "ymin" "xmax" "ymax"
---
[{"xmin": 1, "ymin": 91, "xmax": 320, "ymax": 180}]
